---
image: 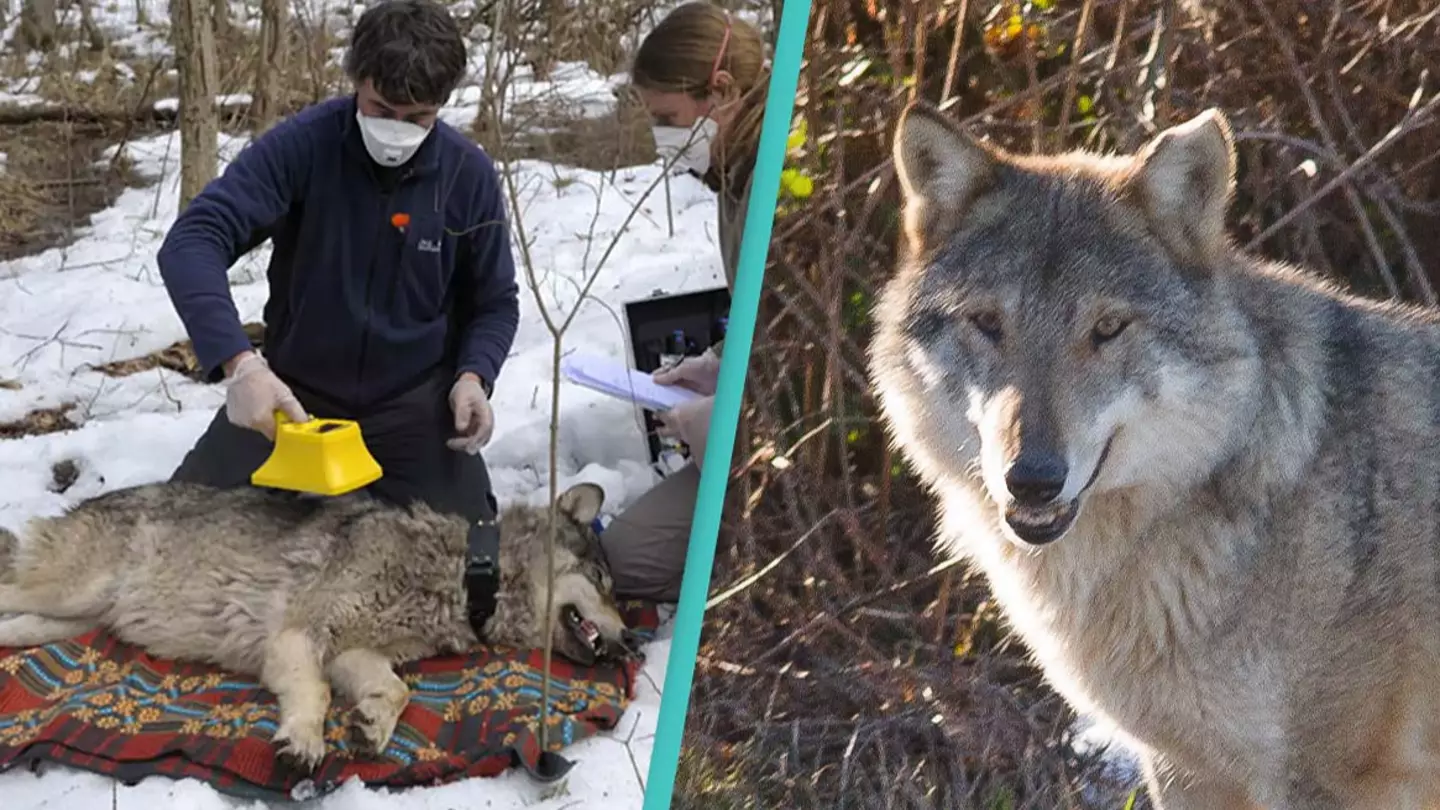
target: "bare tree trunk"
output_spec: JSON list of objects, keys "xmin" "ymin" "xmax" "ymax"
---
[
  {"xmin": 74, "ymin": 0, "xmax": 107, "ymax": 52},
  {"xmin": 252, "ymin": 0, "xmax": 289, "ymax": 132},
  {"xmin": 210, "ymin": 0, "xmax": 233, "ymax": 43},
  {"xmin": 171, "ymin": 0, "xmax": 219, "ymax": 211},
  {"xmin": 18, "ymin": 0, "xmax": 59, "ymax": 53},
  {"xmin": 531, "ymin": 0, "xmax": 563, "ymax": 80}
]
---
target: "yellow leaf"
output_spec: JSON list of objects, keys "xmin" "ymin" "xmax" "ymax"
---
[{"xmin": 786, "ymin": 119, "xmax": 807, "ymax": 151}]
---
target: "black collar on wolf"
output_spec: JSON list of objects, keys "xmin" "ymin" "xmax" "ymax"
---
[{"xmin": 465, "ymin": 517, "xmax": 501, "ymax": 631}]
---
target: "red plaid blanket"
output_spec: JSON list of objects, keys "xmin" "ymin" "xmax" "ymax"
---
[{"xmin": 0, "ymin": 601, "xmax": 657, "ymax": 802}]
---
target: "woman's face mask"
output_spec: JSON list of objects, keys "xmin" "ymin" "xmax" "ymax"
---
[
  {"xmin": 355, "ymin": 111, "xmax": 432, "ymax": 167},
  {"xmin": 639, "ymin": 84, "xmax": 729, "ymax": 178},
  {"xmin": 652, "ymin": 117, "xmax": 719, "ymax": 176}
]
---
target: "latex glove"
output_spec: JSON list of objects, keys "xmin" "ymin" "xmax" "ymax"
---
[
  {"xmin": 656, "ymin": 395, "xmax": 713, "ymax": 468},
  {"xmin": 225, "ymin": 352, "xmax": 308, "ymax": 441},
  {"xmin": 447, "ymin": 374, "xmax": 495, "ymax": 453},
  {"xmin": 652, "ymin": 348, "xmax": 721, "ymax": 396}
]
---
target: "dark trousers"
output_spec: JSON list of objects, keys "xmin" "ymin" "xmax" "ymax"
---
[
  {"xmin": 170, "ymin": 371, "xmax": 498, "ymax": 525},
  {"xmin": 598, "ymin": 464, "xmax": 698, "ymax": 603}
]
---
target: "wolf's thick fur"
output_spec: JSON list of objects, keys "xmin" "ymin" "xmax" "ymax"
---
[
  {"xmin": 0, "ymin": 481, "xmax": 635, "ymax": 771},
  {"xmin": 871, "ymin": 101, "xmax": 1440, "ymax": 810}
]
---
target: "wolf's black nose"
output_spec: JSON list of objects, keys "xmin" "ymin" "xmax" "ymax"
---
[{"xmin": 1005, "ymin": 454, "xmax": 1068, "ymax": 506}]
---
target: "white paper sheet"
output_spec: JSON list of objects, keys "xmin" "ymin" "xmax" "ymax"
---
[{"xmin": 560, "ymin": 352, "xmax": 705, "ymax": 412}]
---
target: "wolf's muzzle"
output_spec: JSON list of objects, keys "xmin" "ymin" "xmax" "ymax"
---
[
  {"xmin": 562, "ymin": 606, "xmax": 644, "ymax": 664},
  {"xmin": 1004, "ymin": 451, "xmax": 1069, "ymax": 508},
  {"xmin": 1004, "ymin": 500, "xmax": 1079, "ymax": 545},
  {"xmin": 999, "ymin": 434, "xmax": 1116, "ymax": 546}
]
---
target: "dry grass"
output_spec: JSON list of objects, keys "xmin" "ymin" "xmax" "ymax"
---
[
  {"xmin": 0, "ymin": 1, "xmax": 348, "ymax": 132},
  {"xmin": 0, "ymin": 0, "xmax": 695, "ymax": 261},
  {"xmin": 91, "ymin": 320, "xmax": 266, "ymax": 380},
  {"xmin": 474, "ymin": 86, "xmax": 659, "ymax": 170},
  {"xmin": 0, "ymin": 321, "xmax": 263, "ymax": 439},
  {"xmin": 0, "ymin": 318, "xmax": 264, "ymax": 439},
  {"xmin": 677, "ymin": 0, "xmax": 1440, "ymax": 808},
  {"xmin": 0, "ymin": 120, "xmax": 144, "ymax": 261},
  {"xmin": 0, "ymin": 403, "xmax": 80, "ymax": 439},
  {"xmin": 0, "ymin": 1, "xmax": 355, "ymax": 265},
  {"xmin": 0, "ymin": 165, "xmax": 48, "ymax": 257}
]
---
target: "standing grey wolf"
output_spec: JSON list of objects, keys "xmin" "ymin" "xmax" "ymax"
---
[
  {"xmin": 0, "ymin": 481, "xmax": 639, "ymax": 772},
  {"xmin": 871, "ymin": 99, "xmax": 1440, "ymax": 810}
]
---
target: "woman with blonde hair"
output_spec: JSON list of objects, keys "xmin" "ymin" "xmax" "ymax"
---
[{"xmin": 599, "ymin": 1, "xmax": 770, "ymax": 602}]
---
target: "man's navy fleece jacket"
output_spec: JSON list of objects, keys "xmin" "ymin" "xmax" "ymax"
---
[{"xmin": 157, "ymin": 95, "xmax": 520, "ymax": 410}]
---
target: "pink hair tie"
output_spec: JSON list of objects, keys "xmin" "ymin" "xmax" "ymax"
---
[{"xmin": 708, "ymin": 12, "xmax": 733, "ymax": 85}]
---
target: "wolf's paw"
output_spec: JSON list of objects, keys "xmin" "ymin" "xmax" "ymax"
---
[
  {"xmin": 350, "ymin": 685, "xmax": 408, "ymax": 754},
  {"xmin": 272, "ymin": 720, "xmax": 327, "ymax": 772}
]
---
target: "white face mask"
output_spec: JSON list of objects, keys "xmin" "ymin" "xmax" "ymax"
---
[
  {"xmin": 355, "ymin": 111, "xmax": 432, "ymax": 167},
  {"xmin": 652, "ymin": 118, "xmax": 718, "ymax": 177}
]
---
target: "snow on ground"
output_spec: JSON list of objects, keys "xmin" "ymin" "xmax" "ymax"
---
[
  {"xmin": 1, "ymin": 2, "xmax": 727, "ymax": 805},
  {"xmin": 0, "ymin": 49, "xmax": 722, "ymax": 810}
]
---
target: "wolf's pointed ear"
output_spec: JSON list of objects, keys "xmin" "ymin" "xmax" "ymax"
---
[
  {"xmin": 892, "ymin": 101, "xmax": 998, "ymax": 252},
  {"xmin": 1127, "ymin": 108, "xmax": 1236, "ymax": 265},
  {"xmin": 557, "ymin": 483, "xmax": 605, "ymax": 525}
]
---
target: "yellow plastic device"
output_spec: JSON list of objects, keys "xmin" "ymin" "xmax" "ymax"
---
[{"xmin": 250, "ymin": 411, "xmax": 383, "ymax": 496}]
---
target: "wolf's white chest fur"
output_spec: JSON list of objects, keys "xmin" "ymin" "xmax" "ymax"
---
[{"xmin": 936, "ymin": 483, "xmax": 1283, "ymax": 778}]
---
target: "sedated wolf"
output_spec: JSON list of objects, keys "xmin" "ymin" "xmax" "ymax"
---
[
  {"xmin": 0, "ymin": 480, "xmax": 639, "ymax": 772},
  {"xmin": 870, "ymin": 99, "xmax": 1440, "ymax": 810}
]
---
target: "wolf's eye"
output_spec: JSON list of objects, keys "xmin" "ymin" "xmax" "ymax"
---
[
  {"xmin": 1092, "ymin": 315, "xmax": 1129, "ymax": 344},
  {"xmin": 970, "ymin": 311, "xmax": 1003, "ymax": 341}
]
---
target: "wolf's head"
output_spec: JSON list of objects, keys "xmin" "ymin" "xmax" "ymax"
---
[
  {"xmin": 872, "ymin": 102, "xmax": 1263, "ymax": 548},
  {"xmin": 497, "ymin": 483, "xmax": 643, "ymax": 666}
]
